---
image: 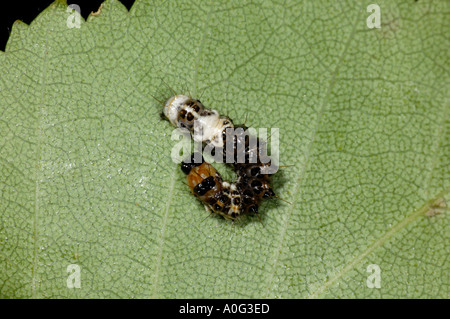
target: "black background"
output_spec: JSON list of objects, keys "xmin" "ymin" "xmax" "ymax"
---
[
  {"xmin": 0, "ymin": 0, "xmax": 135, "ymax": 51},
  {"xmin": 0, "ymin": 0, "xmax": 444, "ymax": 305}
]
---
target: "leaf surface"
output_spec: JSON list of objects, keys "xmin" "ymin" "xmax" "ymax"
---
[{"xmin": 0, "ymin": 0, "xmax": 448, "ymax": 298}]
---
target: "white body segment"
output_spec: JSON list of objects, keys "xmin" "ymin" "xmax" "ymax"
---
[
  {"xmin": 193, "ymin": 112, "xmax": 232, "ymax": 147},
  {"xmin": 163, "ymin": 95, "xmax": 233, "ymax": 147},
  {"xmin": 163, "ymin": 95, "xmax": 191, "ymax": 127}
]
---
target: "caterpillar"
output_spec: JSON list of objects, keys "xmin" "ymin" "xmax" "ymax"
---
[
  {"xmin": 181, "ymin": 153, "xmax": 243, "ymax": 220},
  {"xmin": 161, "ymin": 94, "xmax": 278, "ymax": 221},
  {"xmin": 162, "ymin": 95, "xmax": 233, "ymax": 147}
]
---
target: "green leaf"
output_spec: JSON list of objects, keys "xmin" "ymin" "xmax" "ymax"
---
[{"xmin": 0, "ymin": 0, "xmax": 448, "ymax": 298}]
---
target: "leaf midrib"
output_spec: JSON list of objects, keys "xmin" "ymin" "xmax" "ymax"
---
[
  {"xmin": 31, "ymin": 20, "xmax": 51, "ymax": 299},
  {"xmin": 308, "ymin": 188, "xmax": 450, "ymax": 298},
  {"xmin": 263, "ymin": 6, "xmax": 361, "ymax": 298},
  {"xmin": 151, "ymin": 165, "xmax": 177, "ymax": 298}
]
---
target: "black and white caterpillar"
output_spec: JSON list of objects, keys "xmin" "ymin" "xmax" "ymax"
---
[{"xmin": 162, "ymin": 94, "xmax": 279, "ymax": 221}]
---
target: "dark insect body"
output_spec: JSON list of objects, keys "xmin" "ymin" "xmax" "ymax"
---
[{"xmin": 162, "ymin": 94, "xmax": 279, "ymax": 221}]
